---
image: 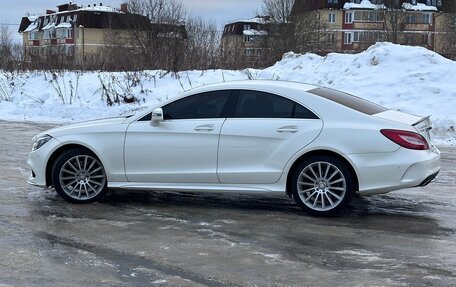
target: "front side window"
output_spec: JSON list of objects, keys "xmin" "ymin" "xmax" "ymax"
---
[
  {"xmin": 162, "ymin": 91, "xmax": 231, "ymax": 120},
  {"xmin": 234, "ymin": 90, "xmax": 318, "ymax": 119}
]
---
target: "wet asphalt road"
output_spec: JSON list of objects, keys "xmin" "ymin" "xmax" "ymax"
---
[{"xmin": 0, "ymin": 120, "xmax": 455, "ymax": 287}]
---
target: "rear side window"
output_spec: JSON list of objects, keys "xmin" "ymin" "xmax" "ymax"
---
[
  {"xmin": 234, "ymin": 90, "xmax": 319, "ymax": 119},
  {"xmin": 308, "ymin": 88, "xmax": 387, "ymax": 115}
]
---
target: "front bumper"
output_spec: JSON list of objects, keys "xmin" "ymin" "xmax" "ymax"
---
[{"xmin": 27, "ymin": 138, "xmax": 61, "ymax": 188}]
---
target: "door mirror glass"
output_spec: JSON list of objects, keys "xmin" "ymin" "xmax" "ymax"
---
[{"xmin": 151, "ymin": 108, "xmax": 164, "ymax": 126}]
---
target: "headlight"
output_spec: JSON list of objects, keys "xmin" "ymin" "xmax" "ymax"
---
[{"xmin": 32, "ymin": 135, "xmax": 52, "ymax": 151}]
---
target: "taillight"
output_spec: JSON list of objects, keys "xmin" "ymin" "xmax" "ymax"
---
[{"xmin": 381, "ymin": 129, "xmax": 429, "ymax": 150}]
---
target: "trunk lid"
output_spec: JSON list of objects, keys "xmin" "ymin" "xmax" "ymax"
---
[{"xmin": 373, "ymin": 110, "xmax": 432, "ymax": 142}]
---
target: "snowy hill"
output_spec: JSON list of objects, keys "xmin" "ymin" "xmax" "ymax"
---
[{"xmin": 0, "ymin": 43, "xmax": 454, "ymax": 145}]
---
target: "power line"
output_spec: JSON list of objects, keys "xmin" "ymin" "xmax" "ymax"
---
[{"xmin": 0, "ymin": 23, "xmax": 20, "ymax": 26}]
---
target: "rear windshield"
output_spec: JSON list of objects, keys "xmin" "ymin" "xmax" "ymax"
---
[{"xmin": 308, "ymin": 88, "xmax": 387, "ymax": 115}]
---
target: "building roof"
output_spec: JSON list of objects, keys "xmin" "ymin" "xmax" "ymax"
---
[
  {"xmin": 343, "ymin": 0, "xmax": 386, "ymax": 10},
  {"xmin": 18, "ymin": 2, "xmax": 187, "ymax": 38},
  {"xmin": 402, "ymin": 2, "xmax": 438, "ymax": 11},
  {"xmin": 291, "ymin": 0, "xmax": 444, "ymax": 14}
]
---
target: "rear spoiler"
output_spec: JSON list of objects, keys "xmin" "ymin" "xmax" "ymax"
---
[{"xmin": 413, "ymin": 116, "xmax": 432, "ymax": 132}]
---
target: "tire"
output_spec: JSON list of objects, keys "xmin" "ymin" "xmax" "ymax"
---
[
  {"xmin": 52, "ymin": 148, "xmax": 108, "ymax": 203},
  {"xmin": 291, "ymin": 155, "xmax": 355, "ymax": 216}
]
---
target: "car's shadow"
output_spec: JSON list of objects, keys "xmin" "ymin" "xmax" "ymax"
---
[
  {"xmin": 32, "ymin": 188, "xmax": 453, "ymax": 236},
  {"xmin": 101, "ymin": 189, "xmax": 300, "ymax": 213}
]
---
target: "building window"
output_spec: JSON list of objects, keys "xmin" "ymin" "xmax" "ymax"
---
[
  {"xmin": 244, "ymin": 35, "xmax": 255, "ymax": 42},
  {"xmin": 354, "ymin": 11, "xmax": 384, "ymax": 22},
  {"xmin": 44, "ymin": 29, "xmax": 57, "ymax": 39},
  {"xmin": 327, "ymin": 33, "xmax": 335, "ymax": 45},
  {"xmin": 352, "ymin": 31, "xmax": 383, "ymax": 43},
  {"xmin": 57, "ymin": 28, "xmax": 65, "ymax": 39},
  {"xmin": 423, "ymin": 13, "xmax": 431, "ymax": 24},
  {"xmin": 406, "ymin": 14, "xmax": 417, "ymax": 23},
  {"xmin": 59, "ymin": 45, "xmax": 74, "ymax": 56},
  {"xmin": 327, "ymin": 0, "xmax": 338, "ymax": 4},
  {"xmin": 244, "ymin": 24, "xmax": 251, "ymax": 31},
  {"xmin": 344, "ymin": 32, "xmax": 353, "ymax": 44},
  {"xmin": 245, "ymin": 48, "xmax": 262, "ymax": 57},
  {"xmin": 28, "ymin": 32, "xmax": 39, "ymax": 40},
  {"xmin": 345, "ymin": 11, "xmax": 353, "ymax": 24},
  {"xmin": 56, "ymin": 28, "xmax": 73, "ymax": 39},
  {"xmin": 426, "ymin": 0, "xmax": 438, "ymax": 5},
  {"xmin": 28, "ymin": 46, "xmax": 40, "ymax": 55},
  {"xmin": 328, "ymin": 13, "xmax": 336, "ymax": 23}
]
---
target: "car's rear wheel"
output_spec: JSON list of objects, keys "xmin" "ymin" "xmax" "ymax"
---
[
  {"xmin": 291, "ymin": 155, "xmax": 355, "ymax": 216},
  {"xmin": 52, "ymin": 149, "xmax": 108, "ymax": 203}
]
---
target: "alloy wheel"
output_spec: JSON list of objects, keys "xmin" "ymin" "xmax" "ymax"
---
[
  {"xmin": 296, "ymin": 161, "xmax": 347, "ymax": 212},
  {"xmin": 59, "ymin": 155, "xmax": 106, "ymax": 200}
]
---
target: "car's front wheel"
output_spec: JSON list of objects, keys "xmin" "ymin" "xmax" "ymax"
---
[
  {"xmin": 291, "ymin": 155, "xmax": 355, "ymax": 216},
  {"xmin": 52, "ymin": 148, "xmax": 108, "ymax": 203}
]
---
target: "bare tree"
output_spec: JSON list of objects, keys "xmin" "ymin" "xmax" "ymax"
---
[
  {"xmin": 0, "ymin": 26, "xmax": 19, "ymax": 70},
  {"xmin": 112, "ymin": 0, "xmax": 188, "ymax": 71},
  {"xmin": 438, "ymin": 5, "xmax": 456, "ymax": 59},
  {"xmin": 381, "ymin": 0, "xmax": 406, "ymax": 44},
  {"xmin": 185, "ymin": 16, "xmax": 221, "ymax": 69},
  {"xmin": 261, "ymin": 0, "xmax": 294, "ymax": 23},
  {"xmin": 260, "ymin": 0, "xmax": 294, "ymax": 60},
  {"xmin": 126, "ymin": 0, "xmax": 187, "ymax": 24},
  {"xmin": 260, "ymin": 0, "xmax": 328, "ymax": 62}
]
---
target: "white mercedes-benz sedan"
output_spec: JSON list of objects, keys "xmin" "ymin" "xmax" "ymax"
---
[{"xmin": 27, "ymin": 80, "xmax": 440, "ymax": 215}]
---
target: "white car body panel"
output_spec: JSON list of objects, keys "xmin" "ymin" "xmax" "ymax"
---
[
  {"xmin": 218, "ymin": 118, "xmax": 323, "ymax": 184},
  {"xmin": 125, "ymin": 119, "xmax": 225, "ymax": 183},
  {"xmin": 27, "ymin": 80, "xmax": 440, "ymax": 200}
]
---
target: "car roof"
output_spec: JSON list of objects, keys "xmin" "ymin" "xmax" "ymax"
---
[{"xmin": 180, "ymin": 80, "xmax": 318, "ymax": 96}]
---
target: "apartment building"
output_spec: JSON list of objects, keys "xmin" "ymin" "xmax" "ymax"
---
[
  {"xmin": 18, "ymin": 2, "xmax": 187, "ymax": 66},
  {"xmin": 221, "ymin": 16, "xmax": 271, "ymax": 67},
  {"xmin": 291, "ymin": 0, "xmax": 455, "ymax": 58}
]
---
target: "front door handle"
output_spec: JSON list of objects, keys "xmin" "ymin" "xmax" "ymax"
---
[
  {"xmin": 277, "ymin": 126, "xmax": 298, "ymax": 133},
  {"xmin": 194, "ymin": 124, "xmax": 215, "ymax": 132}
]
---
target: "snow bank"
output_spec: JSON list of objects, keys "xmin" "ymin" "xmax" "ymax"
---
[
  {"xmin": 344, "ymin": 0, "xmax": 386, "ymax": 10},
  {"xmin": 0, "ymin": 43, "xmax": 454, "ymax": 145},
  {"xmin": 402, "ymin": 3, "xmax": 438, "ymax": 12}
]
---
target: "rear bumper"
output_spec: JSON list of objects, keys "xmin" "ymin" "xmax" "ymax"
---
[
  {"xmin": 418, "ymin": 171, "xmax": 439, "ymax": 187},
  {"xmin": 349, "ymin": 145, "xmax": 441, "ymax": 195}
]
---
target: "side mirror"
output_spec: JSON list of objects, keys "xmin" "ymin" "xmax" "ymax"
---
[{"xmin": 150, "ymin": 108, "xmax": 164, "ymax": 127}]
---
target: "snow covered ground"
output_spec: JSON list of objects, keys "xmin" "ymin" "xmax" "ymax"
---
[{"xmin": 0, "ymin": 42, "xmax": 454, "ymax": 145}]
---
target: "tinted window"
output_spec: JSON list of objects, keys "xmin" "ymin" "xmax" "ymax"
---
[
  {"xmin": 234, "ymin": 90, "xmax": 319, "ymax": 119},
  {"xmin": 308, "ymin": 88, "xmax": 387, "ymax": 115},
  {"xmin": 140, "ymin": 91, "xmax": 231, "ymax": 121}
]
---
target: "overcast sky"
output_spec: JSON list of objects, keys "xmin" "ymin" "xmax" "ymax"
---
[{"xmin": 0, "ymin": 0, "xmax": 263, "ymax": 41}]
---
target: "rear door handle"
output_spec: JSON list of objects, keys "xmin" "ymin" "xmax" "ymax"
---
[
  {"xmin": 194, "ymin": 124, "xmax": 215, "ymax": 132},
  {"xmin": 277, "ymin": 126, "xmax": 298, "ymax": 133}
]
